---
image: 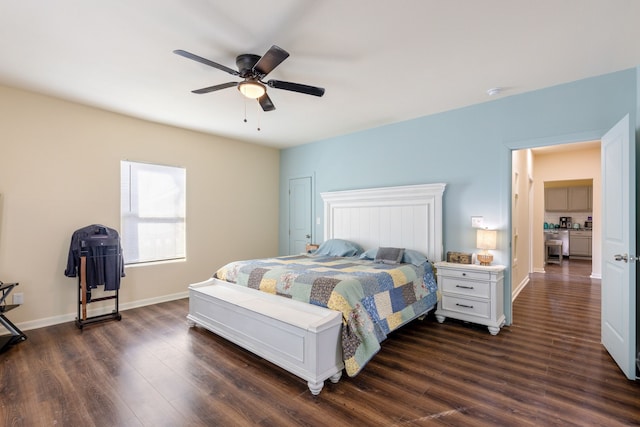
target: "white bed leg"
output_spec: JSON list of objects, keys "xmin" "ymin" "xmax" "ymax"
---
[
  {"xmin": 307, "ymin": 380, "xmax": 324, "ymax": 395},
  {"xmin": 308, "ymin": 371, "xmax": 341, "ymax": 395},
  {"xmin": 186, "ymin": 318, "xmax": 196, "ymax": 327}
]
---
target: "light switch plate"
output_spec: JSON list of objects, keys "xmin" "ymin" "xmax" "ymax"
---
[{"xmin": 471, "ymin": 216, "xmax": 484, "ymax": 228}]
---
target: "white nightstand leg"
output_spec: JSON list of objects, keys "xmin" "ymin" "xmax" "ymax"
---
[{"xmin": 487, "ymin": 326, "xmax": 500, "ymax": 335}]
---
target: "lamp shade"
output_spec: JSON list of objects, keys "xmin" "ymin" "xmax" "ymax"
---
[
  {"xmin": 477, "ymin": 229, "xmax": 497, "ymax": 250},
  {"xmin": 238, "ymin": 81, "xmax": 266, "ymax": 99}
]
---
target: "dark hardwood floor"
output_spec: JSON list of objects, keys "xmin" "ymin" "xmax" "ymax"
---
[{"xmin": 2, "ymin": 260, "xmax": 639, "ymax": 426}]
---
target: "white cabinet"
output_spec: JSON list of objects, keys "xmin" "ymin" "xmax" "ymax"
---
[
  {"xmin": 434, "ymin": 262, "xmax": 506, "ymax": 335},
  {"xmin": 569, "ymin": 230, "xmax": 592, "ymax": 258},
  {"xmin": 545, "ymin": 186, "xmax": 592, "ymax": 212}
]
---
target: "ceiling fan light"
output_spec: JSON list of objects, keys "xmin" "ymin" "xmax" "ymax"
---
[{"xmin": 238, "ymin": 81, "xmax": 266, "ymax": 99}]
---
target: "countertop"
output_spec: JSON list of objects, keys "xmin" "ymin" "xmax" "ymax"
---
[{"xmin": 544, "ymin": 228, "xmax": 592, "ymax": 233}]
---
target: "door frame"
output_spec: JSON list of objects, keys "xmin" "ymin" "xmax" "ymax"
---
[{"xmin": 504, "ymin": 130, "xmax": 616, "ymax": 321}]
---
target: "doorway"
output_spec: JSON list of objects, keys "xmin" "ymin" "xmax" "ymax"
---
[
  {"xmin": 512, "ymin": 134, "xmax": 637, "ymax": 379},
  {"xmin": 511, "ymin": 143, "xmax": 601, "ymax": 310},
  {"xmin": 512, "ymin": 140, "xmax": 602, "ymax": 283}
]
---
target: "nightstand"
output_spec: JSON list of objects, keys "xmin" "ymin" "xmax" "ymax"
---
[
  {"xmin": 434, "ymin": 262, "xmax": 506, "ymax": 335},
  {"xmin": 305, "ymin": 244, "xmax": 319, "ymax": 253}
]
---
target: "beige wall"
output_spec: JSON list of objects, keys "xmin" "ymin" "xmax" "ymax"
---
[
  {"xmin": 0, "ymin": 85, "xmax": 280, "ymax": 328},
  {"xmin": 532, "ymin": 144, "xmax": 601, "ymax": 276}
]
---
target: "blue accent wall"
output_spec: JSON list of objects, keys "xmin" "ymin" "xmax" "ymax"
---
[{"xmin": 279, "ymin": 67, "xmax": 639, "ymax": 322}]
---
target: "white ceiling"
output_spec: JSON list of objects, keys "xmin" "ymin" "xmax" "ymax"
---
[{"xmin": 2, "ymin": 1, "xmax": 639, "ymax": 149}]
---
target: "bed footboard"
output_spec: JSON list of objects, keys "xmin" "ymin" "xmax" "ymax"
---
[{"xmin": 188, "ymin": 278, "xmax": 344, "ymax": 395}]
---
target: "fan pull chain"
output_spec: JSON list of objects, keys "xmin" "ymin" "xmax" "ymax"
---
[
  {"xmin": 257, "ymin": 109, "xmax": 261, "ymax": 131},
  {"xmin": 241, "ymin": 99, "xmax": 262, "ymax": 131},
  {"xmin": 243, "ymin": 98, "xmax": 248, "ymax": 123}
]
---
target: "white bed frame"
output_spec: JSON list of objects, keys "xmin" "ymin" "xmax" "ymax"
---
[{"xmin": 187, "ymin": 183, "xmax": 446, "ymax": 394}]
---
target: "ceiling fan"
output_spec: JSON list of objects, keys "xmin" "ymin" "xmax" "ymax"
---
[{"xmin": 173, "ymin": 45, "xmax": 325, "ymax": 112}]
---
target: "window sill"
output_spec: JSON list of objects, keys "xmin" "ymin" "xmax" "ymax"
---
[{"xmin": 124, "ymin": 258, "xmax": 186, "ymax": 269}]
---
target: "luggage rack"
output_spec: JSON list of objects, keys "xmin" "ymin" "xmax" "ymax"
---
[
  {"xmin": 75, "ymin": 236, "xmax": 122, "ymax": 330},
  {"xmin": 0, "ymin": 281, "xmax": 27, "ymax": 353}
]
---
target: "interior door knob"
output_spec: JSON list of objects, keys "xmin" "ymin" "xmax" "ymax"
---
[
  {"xmin": 614, "ymin": 253, "xmax": 639, "ymax": 262},
  {"xmin": 614, "ymin": 254, "xmax": 627, "ymax": 262}
]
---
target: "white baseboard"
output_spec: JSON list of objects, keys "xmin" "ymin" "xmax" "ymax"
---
[
  {"xmin": 14, "ymin": 291, "xmax": 189, "ymax": 332},
  {"xmin": 512, "ymin": 275, "xmax": 530, "ymax": 301}
]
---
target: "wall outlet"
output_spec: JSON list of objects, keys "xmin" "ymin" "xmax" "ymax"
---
[
  {"xmin": 13, "ymin": 292, "xmax": 24, "ymax": 305},
  {"xmin": 471, "ymin": 216, "xmax": 484, "ymax": 228}
]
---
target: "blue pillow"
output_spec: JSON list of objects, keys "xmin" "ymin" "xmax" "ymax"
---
[
  {"xmin": 402, "ymin": 249, "xmax": 428, "ymax": 266},
  {"xmin": 313, "ymin": 239, "xmax": 363, "ymax": 257},
  {"xmin": 359, "ymin": 248, "xmax": 378, "ymax": 260}
]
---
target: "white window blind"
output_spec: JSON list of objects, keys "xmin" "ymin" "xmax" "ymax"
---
[{"xmin": 120, "ymin": 161, "xmax": 186, "ymax": 265}]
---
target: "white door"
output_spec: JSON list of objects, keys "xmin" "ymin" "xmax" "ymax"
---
[
  {"xmin": 601, "ymin": 114, "xmax": 636, "ymax": 379},
  {"xmin": 288, "ymin": 177, "xmax": 312, "ymax": 255}
]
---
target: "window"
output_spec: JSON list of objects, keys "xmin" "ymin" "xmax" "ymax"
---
[{"xmin": 120, "ymin": 161, "xmax": 186, "ymax": 265}]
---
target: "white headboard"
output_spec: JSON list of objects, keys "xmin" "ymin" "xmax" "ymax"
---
[{"xmin": 321, "ymin": 183, "xmax": 446, "ymax": 262}]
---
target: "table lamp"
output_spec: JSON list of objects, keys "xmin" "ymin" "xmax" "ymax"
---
[{"xmin": 476, "ymin": 229, "xmax": 497, "ymax": 266}]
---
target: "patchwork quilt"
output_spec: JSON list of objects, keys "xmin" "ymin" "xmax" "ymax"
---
[{"xmin": 214, "ymin": 255, "xmax": 439, "ymax": 377}]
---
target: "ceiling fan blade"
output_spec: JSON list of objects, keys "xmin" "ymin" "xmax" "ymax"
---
[
  {"xmin": 258, "ymin": 93, "xmax": 276, "ymax": 112},
  {"xmin": 267, "ymin": 80, "xmax": 325, "ymax": 97},
  {"xmin": 253, "ymin": 45, "xmax": 289, "ymax": 77},
  {"xmin": 173, "ymin": 49, "xmax": 239, "ymax": 76},
  {"xmin": 192, "ymin": 82, "xmax": 238, "ymax": 94}
]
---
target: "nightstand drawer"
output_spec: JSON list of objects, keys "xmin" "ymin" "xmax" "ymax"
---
[
  {"xmin": 440, "ymin": 276, "xmax": 490, "ymax": 298},
  {"xmin": 437, "ymin": 268, "xmax": 491, "ymax": 281},
  {"xmin": 441, "ymin": 295, "xmax": 490, "ymax": 319}
]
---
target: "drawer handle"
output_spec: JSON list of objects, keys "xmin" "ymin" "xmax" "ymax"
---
[
  {"xmin": 456, "ymin": 303, "xmax": 474, "ymax": 309},
  {"xmin": 456, "ymin": 285, "xmax": 474, "ymax": 289},
  {"xmin": 461, "ymin": 273, "xmax": 467, "ymax": 276}
]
